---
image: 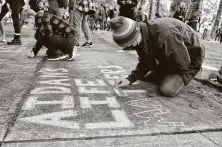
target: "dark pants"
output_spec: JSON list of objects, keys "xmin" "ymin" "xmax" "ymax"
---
[
  {"xmin": 187, "ymin": 21, "xmax": 198, "ymax": 31},
  {"xmin": 0, "ymin": 1, "xmax": 24, "ymax": 34},
  {"xmin": 34, "ymin": 32, "xmax": 75, "ymax": 56}
]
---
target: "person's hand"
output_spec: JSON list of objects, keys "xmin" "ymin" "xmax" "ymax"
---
[{"xmin": 115, "ymin": 78, "xmax": 130, "ymax": 88}]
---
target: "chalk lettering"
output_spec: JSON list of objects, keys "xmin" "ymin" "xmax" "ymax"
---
[
  {"xmin": 22, "ymin": 95, "xmax": 74, "ymax": 110},
  {"xmin": 80, "ymin": 97, "xmax": 120, "ymax": 108},
  {"xmin": 19, "ymin": 110, "xmax": 80, "ymax": 129},
  {"xmin": 31, "ymin": 86, "xmax": 71, "ymax": 94},
  {"xmin": 79, "ymin": 87, "xmax": 111, "ymax": 94},
  {"xmin": 75, "ymin": 79, "xmax": 107, "ymax": 86},
  {"xmin": 85, "ymin": 110, "xmax": 134, "ymax": 129},
  {"xmin": 38, "ymin": 79, "xmax": 71, "ymax": 86}
]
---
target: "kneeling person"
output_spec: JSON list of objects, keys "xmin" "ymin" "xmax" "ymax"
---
[
  {"xmin": 29, "ymin": 11, "xmax": 77, "ymax": 60},
  {"xmin": 111, "ymin": 17, "xmax": 205, "ymax": 97}
]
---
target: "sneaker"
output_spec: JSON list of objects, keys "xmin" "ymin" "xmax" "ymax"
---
[
  {"xmin": 0, "ymin": 36, "xmax": 7, "ymax": 42},
  {"xmin": 28, "ymin": 50, "xmax": 36, "ymax": 58},
  {"xmin": 47, "ymin": 54, "xmax": 69, "ymax": 61},
  {"xmin": 81, "ymin": 41, "xmax": 93, "ymax": 47},
  {"xmin": 67, "ymin": 46, "xmax": 77, "ymax": 61},
  {"xmin": 7, "ymin": 38, "xmax": 21, "ymax": 45}
]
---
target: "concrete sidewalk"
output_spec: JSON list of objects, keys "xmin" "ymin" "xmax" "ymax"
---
[{"xmin": 0, "ymin": 29, "xmax": 221, "ymax": 147}]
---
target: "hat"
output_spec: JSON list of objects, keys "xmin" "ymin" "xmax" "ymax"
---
[{"xmin": 110, "ymin": 17, "xmax": 140, "ymax": 48}]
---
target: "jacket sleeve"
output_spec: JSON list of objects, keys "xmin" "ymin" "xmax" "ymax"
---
[
  {"xmin": 126, "ymin": 50, "xmax": 156, "ymax": 84},
  {"xmin": 160, "ymin": 30, "xmax": 191, "ymax": 73}
]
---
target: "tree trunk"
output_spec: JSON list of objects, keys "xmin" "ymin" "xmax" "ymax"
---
[
  {"xmin": 148, "ymin": 0, "xmax": 153, "ymax": 20},
  {"xmin": 211, "ymin": 0, "xmax": 222, "ymax": 39}
]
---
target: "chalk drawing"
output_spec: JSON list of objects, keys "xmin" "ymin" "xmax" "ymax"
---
[
  {"xmin": 38, "ymin": 68, "xmax": 68, "ymax": 73},
  {"xmin": 79, "ymin": 97, "xmax": 120, "ymax": 108},
  {"xmin": 98, "ymin": 65, "xmax": 123, "ymax": 69},
  {"xmin": 31, "ymin": 86, "xmax": 71, "ymax": 94},
  {"xmin": 40, "ymin": 73, "xmax": 68, "ymax": 78},
  {"xmin": 123, "ymin": 90, "xmax": 147, "ymax": 94},
  {"xmin": 134, "ymin": 105, "xmax": 185, "ymax": 127},
  {"xmin": 79, "ymin": 87, "xmax": 111, "ymax": 94},
  {"xmin": 22, "ymin": 95, "xmax": 74, "ymax": 110},
  {"xmin": 38, "ymin": 79, "xmax": 71, "ymax": 86},
  {"xmin": 125, "ymin": 98, "xmax": 152, "ymax": 108},
  {"xmin": 113, "ymin": 88, "xmax": 128, "ymax": 97},
  {"xmin": 75, "ymin": 79, "xmax": 107, "ymax": 86},
  {"xmin": 100, "ymin": 69, "xmax": 126, "ymax": 74},
  {"xmin": 104, "ymin": 74, "xmax": 128, "ymax": 80},
  {"xmin": 19, "ymin": 110, "xmax": 80, "ymax": 129},
  {"xmin": 85, "ymin": 110, "xmax": 134, "ymax": 129},
  {"xmin": 107, "ymin": 80, "xmax": 115, "ymax": 86}
]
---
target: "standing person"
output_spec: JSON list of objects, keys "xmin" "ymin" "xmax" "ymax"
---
[
  {"xmin": 110, "ymin": 17, "xmax": 205, "ymax": 97},
  {"xmin": 72, "ymin": 0, "xmax": 93, "ymax": 47},
  {"xmin": 135, "ymin": 7, "xmax": 144, "ymax": 22},
  {"xmin": 29, "ymin": 0, "xmax": 39, "ymax": 12},
  {"xmin": 173, "ymin": 2, "xmax": 186, "ymax": 22},
  {"xmin": 97, "ymin": 4, "xmax": 106, "ymax": 30},
  {"xmin": 215, "ymin": 28, "xmax": 221, "ymax": 41},
  {"xmin": 48, "ymin": 0, "xmax": 61, "ymax": 17},
  {"xmin": 0, "ymin": 0, "xmax": 6, "ymax": 42},
  {"xmin": 185, "ymin": 0, "xmax": 202, "ymax": 31},
  {"xmin": 29, "ymin": 11, "xmax": 77, "ymax": 60},
  {"xmin": 20, "ymin": 4, "xmax": 37, "ymax": 28},
  {"xmin": 117, "ymin": 0, "xmax": 138, "ymax": 20},
  {"xmin": 0, "ymin": 0, "xmax": 25, "ymax": 45}
]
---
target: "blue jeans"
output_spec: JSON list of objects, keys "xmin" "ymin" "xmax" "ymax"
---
[{"xmin": 73, "ymin": 9, "xmax": 91, "ymax": 43}]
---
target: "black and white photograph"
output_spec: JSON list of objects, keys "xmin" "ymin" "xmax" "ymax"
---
[{"xmin": 0, "ymin": 0, "xmax": 221, "ymax": 146}]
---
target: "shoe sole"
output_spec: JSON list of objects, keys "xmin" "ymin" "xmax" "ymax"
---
[
  {"xmin": 47, "ymin": 55, "xmax": 69, "ymax": 61},
  {"xmin": 81, "ymin": 45, "xmax": 93, "ymax": 47}
]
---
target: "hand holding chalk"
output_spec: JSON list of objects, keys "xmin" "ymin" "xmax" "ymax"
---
[{"xmin": 115, "ymin": 78, "xmax": 130, "ymax": 88}]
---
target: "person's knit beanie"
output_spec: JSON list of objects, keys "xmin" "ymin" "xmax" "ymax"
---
[{"xmin": 110, "ymin": 16, "xmax": 140, "ymax": 48}]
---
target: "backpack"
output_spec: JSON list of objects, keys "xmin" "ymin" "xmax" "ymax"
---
[{"xmin": 57, "ymin": 0, "xmax": 69, "ymax": 8}]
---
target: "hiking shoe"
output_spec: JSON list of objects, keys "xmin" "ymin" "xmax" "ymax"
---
[
  {"xmin": 47, "ymin": 54, "xmax": 69, "ymax": 61},
  {"xmin": 7, "ymin": 39, "xmax": 21, "ymax": 45},
  {"xmin": 81, "ymin": 41, "xmax": 93, "ymax": 47}
]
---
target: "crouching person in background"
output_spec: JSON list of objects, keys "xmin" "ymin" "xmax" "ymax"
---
[
  {"xmin": 29, "ymin": 11, "xmax": 77, "ymax": 61},
  {"xmin": 111, "ymin": 17, "xmax": 205, "ymax": 97}
]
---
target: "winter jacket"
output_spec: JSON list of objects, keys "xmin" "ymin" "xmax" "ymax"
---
[{"xmin": 127, "ymin": 17, "xmax": 205, "ymax": 85}]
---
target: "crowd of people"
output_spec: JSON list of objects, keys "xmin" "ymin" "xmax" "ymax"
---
[{"xmin": 0, "ymin": 0, "xmax": 221, "ymax": 97}]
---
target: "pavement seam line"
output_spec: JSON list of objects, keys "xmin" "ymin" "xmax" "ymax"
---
[
  {"xmin": 199, "ymin": 132, "xmax": 221, "ymax": 146},
  {"xmin": 2, "ymin": 129, "xmax": 222, "ymax": 144},
  {"xmin": 2, "ymin": 57, "xmax": 47, "ymax": 144}
]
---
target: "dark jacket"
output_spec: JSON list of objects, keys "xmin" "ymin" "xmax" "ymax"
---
[
  {"xmin": 127, "ymin": 18, "xmax": 205, "ymax": 85},
  {"xmin": 118, "ymin": 0, "xmax": 138, "ymax": 20}
]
